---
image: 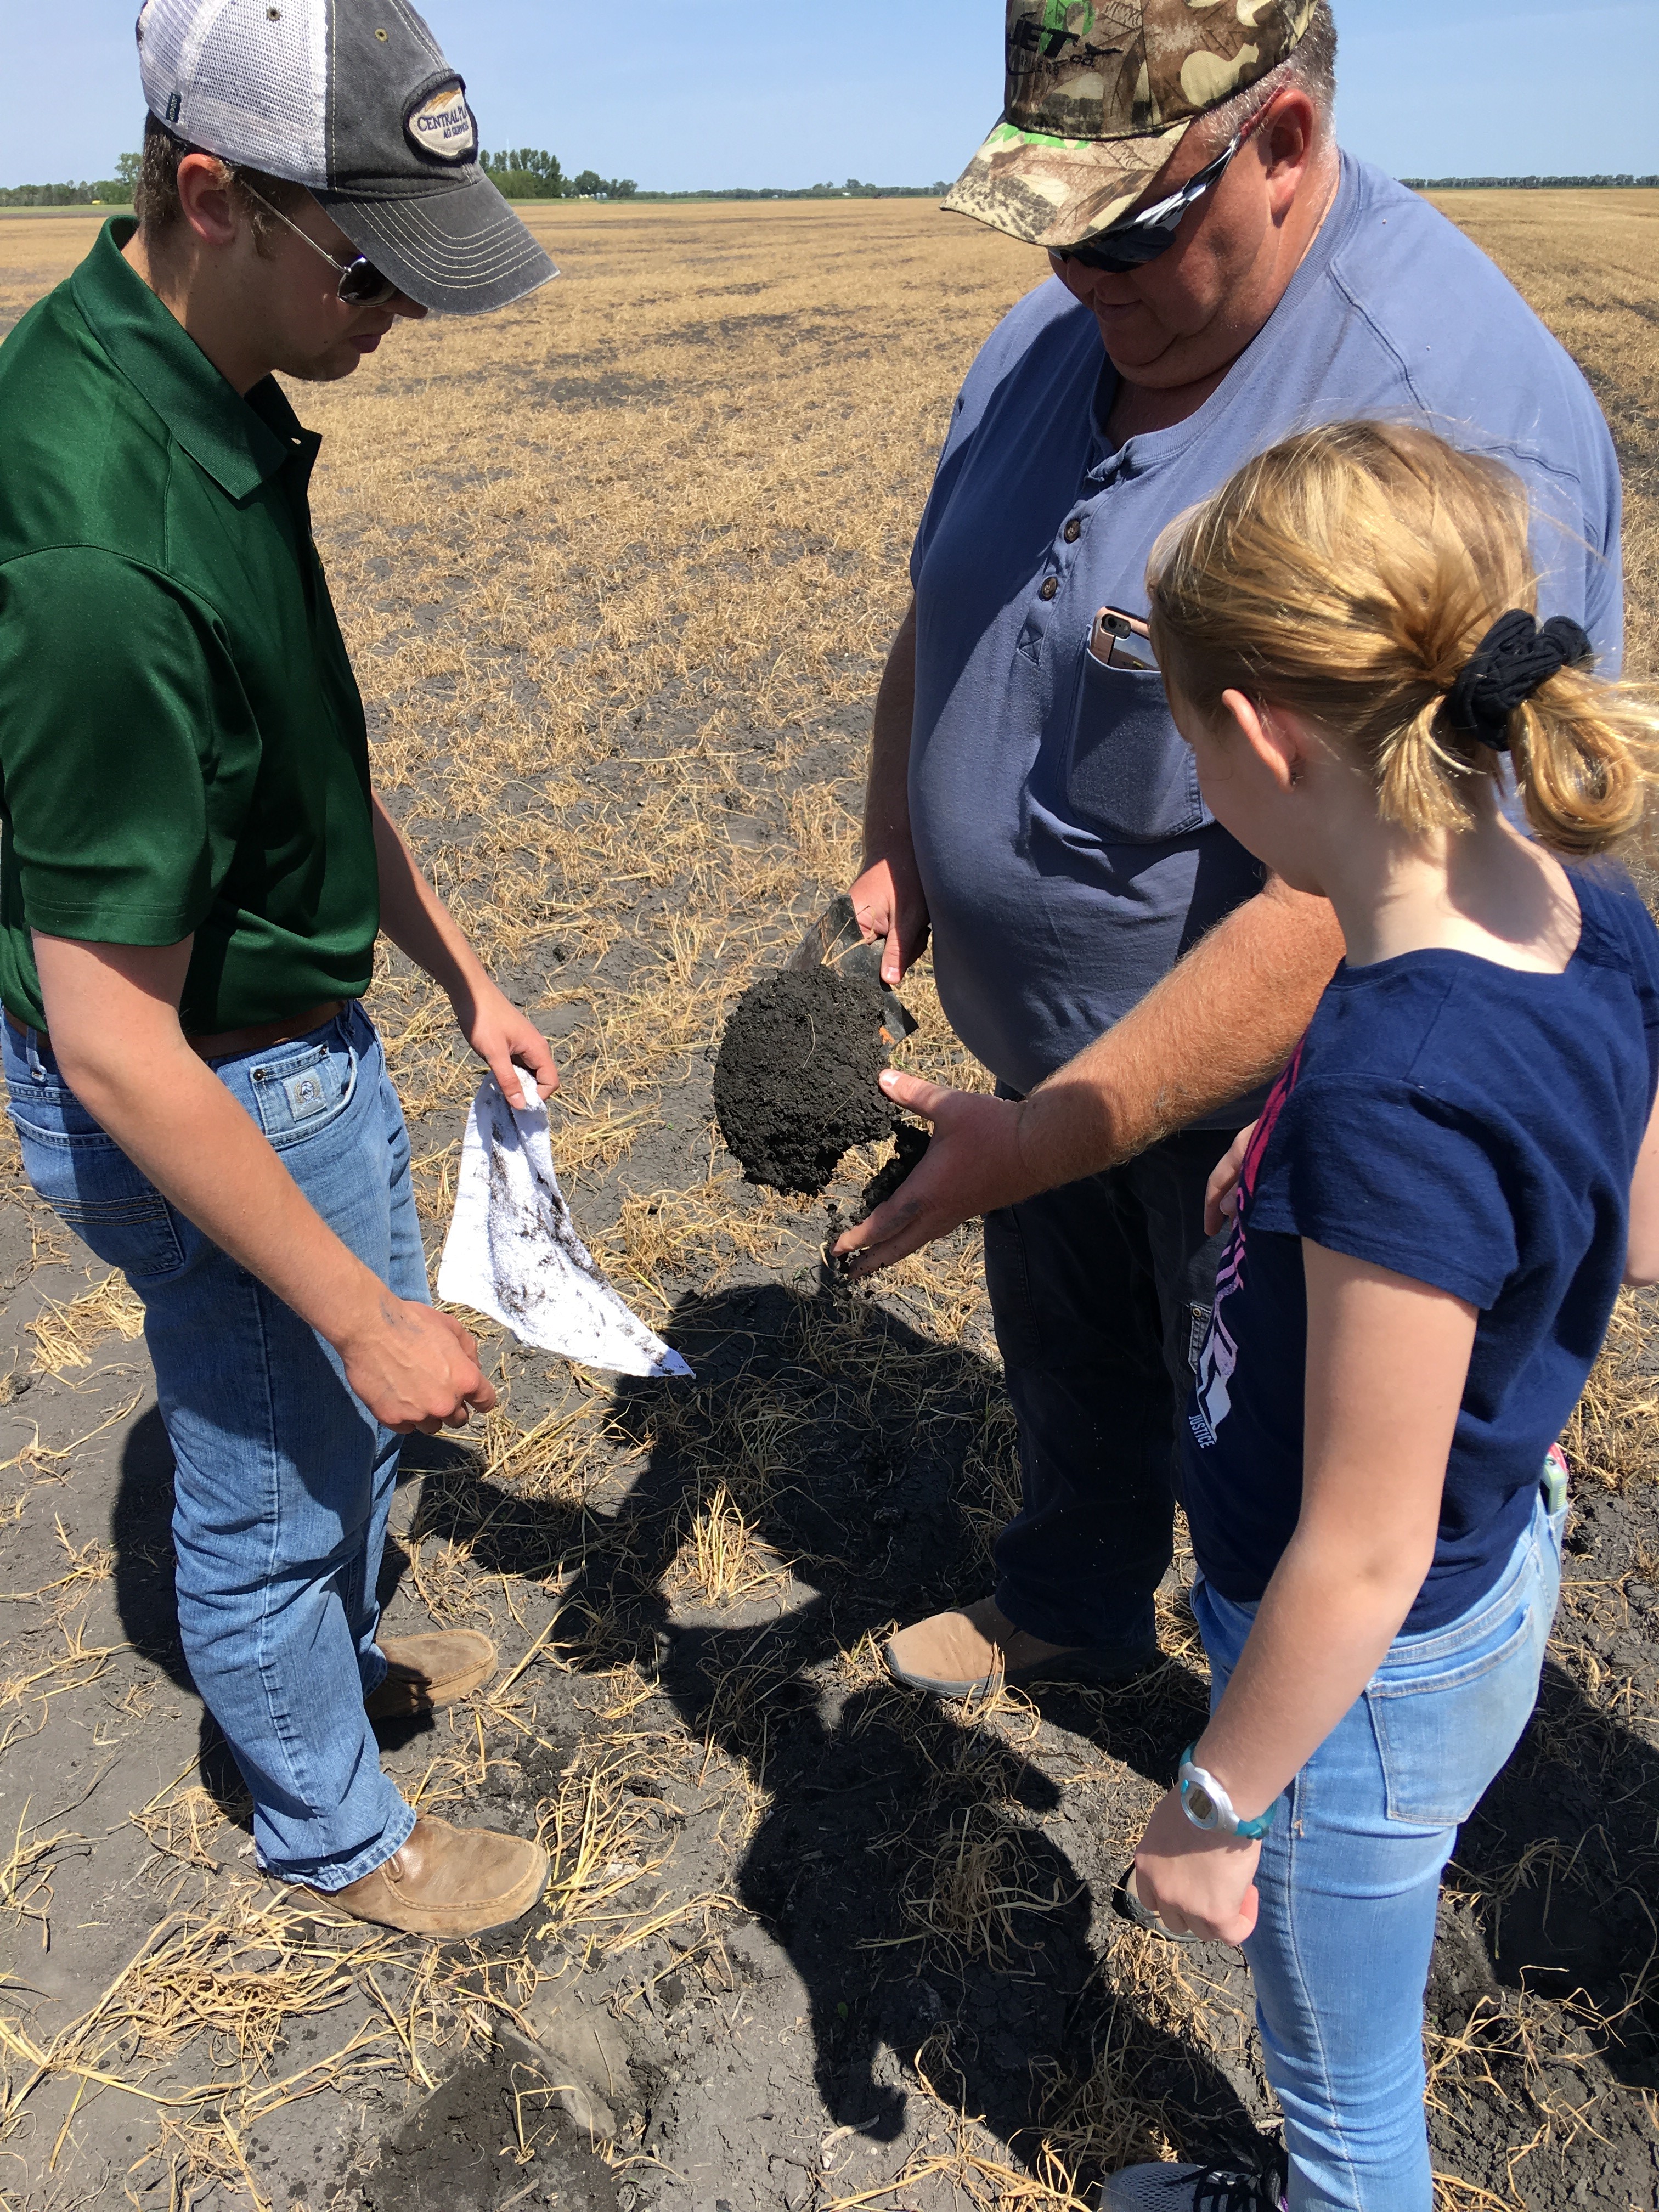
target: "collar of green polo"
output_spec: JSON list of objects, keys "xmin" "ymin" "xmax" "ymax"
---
[{"xmin": 70, "ymin": 219, "xmax": 309, "ymax": 501}]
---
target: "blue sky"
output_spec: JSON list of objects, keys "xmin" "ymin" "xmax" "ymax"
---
[{"xmin": 2, "ymin": 2, "xmax": 1654, "ymax": 191}]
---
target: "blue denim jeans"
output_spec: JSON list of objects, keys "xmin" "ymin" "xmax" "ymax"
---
[
  {"xmin": 1195, "ymin": 1486, "xmax": 1565, "ymax": 2211},
  {"xmin": 4, "ymin": 1002, "xmax": 423, "ymax": 1888}
]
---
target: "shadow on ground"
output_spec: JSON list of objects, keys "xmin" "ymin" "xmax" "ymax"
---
[
  {"xmin": 403, "ymin": 1277, "xmax": 1266, "ymax": 2177},
  {"xmin": 103, "ymin": 1277, "xmax": 1659, "ymax": 2199}
]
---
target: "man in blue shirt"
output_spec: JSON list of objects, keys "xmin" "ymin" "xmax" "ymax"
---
[{"xmin": 833, "ymin": 0, "xmax": 1621, "ymax": 1699}]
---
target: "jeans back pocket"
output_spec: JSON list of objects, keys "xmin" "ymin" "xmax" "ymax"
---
[
  {"xmin": 1366, "ymin": 1599, "xmax": 1545, "ymax": 1827},
  {"xmin": 1065, "ymin": 652, "xmax": 1208, "ymax": 845},
  {"xmin": 9, "ymin": 1111, "xmax": 185, "ymax": 1283}
]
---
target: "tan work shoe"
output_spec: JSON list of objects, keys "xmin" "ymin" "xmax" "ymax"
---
[
  {"xmin": 364, "ymin": 1629, "xmax": 496, "ymax": 1720},
  {"xmin": 884, "ymin": 1596, "xmax": 1158, "ymax": 1699},
  {"xmin": 287, "ymin": 1815, "xmax": 548, "ymax": 1937}
]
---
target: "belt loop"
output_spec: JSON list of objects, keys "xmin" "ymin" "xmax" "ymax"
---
[{"xmin": 3, "ymin": 1011, "xmax": 48, "ymax": 1082}]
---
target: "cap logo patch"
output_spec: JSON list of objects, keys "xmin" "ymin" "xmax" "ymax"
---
[{"xmin": 407, "ymin": 82, "xmax": 476, "ymax": 163}]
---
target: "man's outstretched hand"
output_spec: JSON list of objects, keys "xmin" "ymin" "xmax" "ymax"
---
[{"xmin": 831, "ymin": 1070, "xmax": 1036, "ymax": 1278}]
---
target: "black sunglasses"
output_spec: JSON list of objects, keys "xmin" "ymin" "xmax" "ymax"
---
[
  {"xmin": 1055, "ymin": 111, "xmax": 1262, "ymax": 275},
  {"xmin": 241, "ymin": 184, "xmax": 401, "ymax": 307}
]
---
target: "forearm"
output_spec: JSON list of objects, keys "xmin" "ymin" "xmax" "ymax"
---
[
  {"xmin": 35, "ymin": 930, "xmax": 494, "ymax": 1434},
  {"xmin": 1017, "ymin": 876, "xmax": 1344, "ymax": 1187},
  {"xmin": 371, "ymin": 795, "xmax": 557, "ymax": 1105},
  {"xmin": 862, "ymin": 597, "xmax": 918, "ymax": 867},
  {"xmin": 57, "ymin": 1028, "xmax": 383, "ymax": 1346},
  {"xmin": 371, "ymin": 794, "xmax": 490, "ymax": 1009},
  {"xmin": 1192, "ymin": 1537, "xmax": 1424, "ymax": 1820},
  {"xmin": 1129, "ymin": 1535, "xmax": 1421, "ymax": 1944}
]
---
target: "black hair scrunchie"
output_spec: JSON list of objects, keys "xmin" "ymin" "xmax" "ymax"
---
[{"xmin": 1443, "ymin": 608, "xmax": 1593, "ymax": 753}]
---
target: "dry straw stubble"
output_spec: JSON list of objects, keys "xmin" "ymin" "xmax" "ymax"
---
[{"xmin": 0, "ymin": 186, "xmax": 1652, "ymax": 2209}]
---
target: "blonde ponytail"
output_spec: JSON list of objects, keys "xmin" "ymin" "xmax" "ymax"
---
[
  {"xmin": 1507, "ymin": 668, "xmax": 1655, "ymax": 855},
  {"xmin": 1146, "ymin": 421, "xmax": 1659, "ymax": 859}
]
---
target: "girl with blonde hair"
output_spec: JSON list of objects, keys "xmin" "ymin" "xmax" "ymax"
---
[{"xmin": 1109, "ymin": 421, "xmax": 1659, "ymax": 2212}]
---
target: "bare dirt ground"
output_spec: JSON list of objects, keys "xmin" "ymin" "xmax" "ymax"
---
[{"xmin": 0, "ymin": 191, "xmax": 1656, "ymax": 2212}]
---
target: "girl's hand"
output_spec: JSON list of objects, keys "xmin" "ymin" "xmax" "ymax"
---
[
  {"xmin": 455, "ymin": 978, "xmax": 560, "ymax": 1109},
  {"xmin": 1132, "ymin": 1786, "xmax": 1261, "ymax": 1945},
  {"xmin": 1204, "ymin": 1122, "xmax": 1257, "ymax": 1236}
]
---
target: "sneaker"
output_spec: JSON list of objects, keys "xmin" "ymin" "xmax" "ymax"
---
[
  {"xmin": 884, "ymin": 1595, "xmax": 1159, "ymax": 1700},
  {"xmin": 1101, "ymin": 2153, "xmax": 1288, "ymax": 2212},
  {"xmin": 286, "ymin": 1815, "xmax": 548, "ymax": 1937},
  {"xmin": 364, "ymin": 1629, "xmax": 497, "ymax": 1720}
]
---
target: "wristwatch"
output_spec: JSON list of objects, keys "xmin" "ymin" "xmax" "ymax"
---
[{"xmin": 1178, "ymin": 1746, "xmax": 1278, "ymax": 1841}]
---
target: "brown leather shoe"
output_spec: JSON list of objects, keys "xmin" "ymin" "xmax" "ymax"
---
[
  {"xmin": 884, "ymin": 1596, "xmax": 1159, "ymax": 1699},
  {"xmin": 287, "ymin": 1816, "xmax": 548, "ymax": 1937},
  {"xmin": 364, "ymin": 1630, "xmax": 497, "ymax": 1721}
]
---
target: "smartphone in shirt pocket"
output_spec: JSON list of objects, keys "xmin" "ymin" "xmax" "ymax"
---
[
  {"xmin": 1088, "ymin": 605, "xmax": 1156, "ymax": 671},
  {"xmin": 1065, "ymin": 605, "xmax": 1209, "ymax": 844}
]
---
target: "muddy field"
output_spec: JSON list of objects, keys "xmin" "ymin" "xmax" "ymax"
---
[{"xmin": 0, "ymin": 190, "xmax": 1656, "ymax": 2212}]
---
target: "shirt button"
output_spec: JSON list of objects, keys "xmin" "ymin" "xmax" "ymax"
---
[
  {"xmin": 1039, "ymin": 577, "xmax": 1059, "ymax": 601},
  {"xmin": 1064, "ymin": 519, "xmax": 1082, "ymax": 543}
]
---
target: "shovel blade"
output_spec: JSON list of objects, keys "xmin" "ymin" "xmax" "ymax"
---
[{"xmin": 787, "ymin": 894, "xmax": 919, "ymax": 1041}]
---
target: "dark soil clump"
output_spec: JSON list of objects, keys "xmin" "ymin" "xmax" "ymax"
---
[
  {"xmin": 714, "ymin": 966, "xmax": 896, "ymax": 1194},
  {"xmin": 854, "ymin": 1118, "xmax": 930, "ymax": 1221}
]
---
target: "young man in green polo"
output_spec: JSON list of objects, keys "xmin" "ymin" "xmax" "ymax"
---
[{"xmin": 0, "ymin": 0, "xmax": 562, "ymax": 1936}]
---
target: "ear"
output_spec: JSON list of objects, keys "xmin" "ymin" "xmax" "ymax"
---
[
  {"xmin": 1220, "ymin": 689, "xmax": 1305, "ymax": 792},
  {"xmin": 1256, "ymin": 87, "xmax": 1319, "ymax": 213},
  {"xmin": 174, "ymin": 151, "xmax": 243, "ymax": 252}
]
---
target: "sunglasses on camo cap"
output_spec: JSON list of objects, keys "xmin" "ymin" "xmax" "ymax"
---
[
  {"xmin": 240, "ymin": 183, "xmax": 402, "ymax": 308},
  {"xmin": 1054, "ymin": 105, "xmax": 1269, "ymax": 275}
]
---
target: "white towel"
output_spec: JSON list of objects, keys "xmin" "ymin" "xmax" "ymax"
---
[{"xmin": 436, "ymin": 1074, "xmax": 693, "ymax": 1380}]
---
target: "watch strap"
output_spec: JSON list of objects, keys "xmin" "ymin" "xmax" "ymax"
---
[{"xmin": 1178, "ymin": 1745, "xmax": 1277, "ymax": 1840}]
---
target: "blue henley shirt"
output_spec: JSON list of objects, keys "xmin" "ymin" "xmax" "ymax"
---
[{"xmin": 908, "ymin": 154, "xmax": 1623, "ymax": 1116}]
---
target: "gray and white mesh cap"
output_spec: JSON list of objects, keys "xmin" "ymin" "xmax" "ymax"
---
[{"xmin": 134, "ymin": 0, "xmax": 557, "ymax": 314}]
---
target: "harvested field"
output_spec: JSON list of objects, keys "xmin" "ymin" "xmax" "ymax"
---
[{"xmin": 0, "ymin": 189, "xmax": 1656, "ymax": 2212}]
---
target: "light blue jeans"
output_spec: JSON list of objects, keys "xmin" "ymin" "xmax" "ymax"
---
[
  {"xmin": 4, "ymin": 1002, "xmax": 421, "ymax": 1888},
  {"xmin": 1195, "ymin": 1484, "xmax": 1565, "ymax": 2212}
]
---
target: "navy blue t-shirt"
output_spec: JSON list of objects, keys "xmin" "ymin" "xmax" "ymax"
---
[{"xmin": 1182, "ymin": 867, "xmax": 1659, "ymax": 1633}]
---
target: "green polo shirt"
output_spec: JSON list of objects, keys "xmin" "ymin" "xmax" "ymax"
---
[{"xmin": 0, "ymin": 220, "xmax": 378, "ymax": 1035}]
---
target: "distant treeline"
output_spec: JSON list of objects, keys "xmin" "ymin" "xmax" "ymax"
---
[
  {"xmin": 481, "ymin": 151, "xmax": 949, "ymax": 204},
  {"xmin": 635, "ymin": 180, "xmax": 952, "ymax": 202},
  {"xmin": 1403, "ymin": 173, "xmax": 1659, "ymax": 189},
  {"xmin": 22, "ymin": 158, "xmax": 1647, "ymax": 212},
  {"xmin": 482, "ymin": 150, "xmax": 637, "ymax": 200},
  {"xmin": 1, "ymin": 145, "xmax": 953, "ymax": 212},
  {"xmin": 0, "ymin": 176, "xmax": 134, "ymax": 207}
]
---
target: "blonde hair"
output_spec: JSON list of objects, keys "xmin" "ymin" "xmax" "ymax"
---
[{"xmin": 1146, "ymin": 420, "xmax": 1658, "ymax": 856}]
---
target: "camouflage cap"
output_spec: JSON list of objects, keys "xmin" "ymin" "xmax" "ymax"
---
[{"xmin": 945, "ymin": 0, "xmax": 1320, "ymax": 251}]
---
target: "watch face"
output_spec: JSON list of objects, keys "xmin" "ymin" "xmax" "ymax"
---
[{"xmin": 1188, "ymin": 1784, "xmax": 1217, "ymax": 1826}]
